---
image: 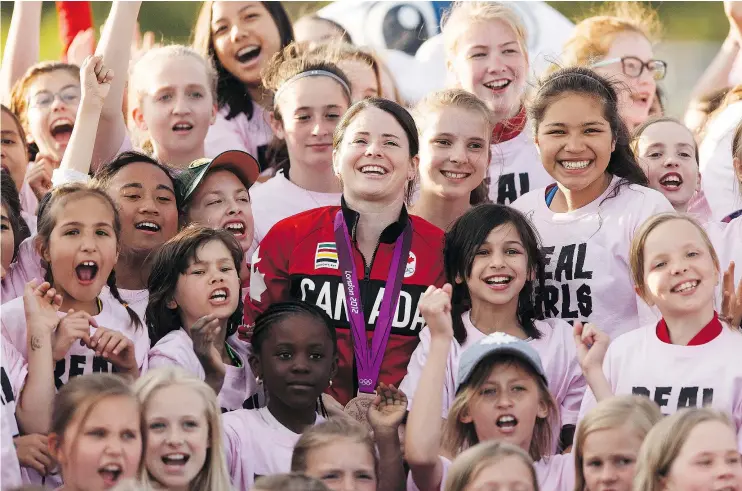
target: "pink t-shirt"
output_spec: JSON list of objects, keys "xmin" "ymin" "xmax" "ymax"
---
[
  {"xmin": 18, "ymin": 179, "xmax": 39, "ymax": 219},
  {"xmin": 248, "ymin": 170, "xmax": 342, "ymax": 255},
  {"xmin": 400, "ymin": 315, "xmax": 585, "ymax": 427},
  {"xmin": 407, "ymin": 453, "xmax": 575, "ymax": 491},
  {"xmin": 1, "ymin": 287, "xmax": 150, "ymax": 386},
  {"xmin": 148, "ymin": 328, "xmax": 262, "ymax": 411},
  {"xmin": 1, "ymin": 237, "xmax": 44, "ymax": 305},
  {"xmin": 489, "ymin": 130, "xmax": 554, "ymax": 205},
  {"xmin": 579, "ymin": 322, "xmax": 742, "ymax": 448},
  {"xmin": 1, "ymin": 335, "xmax": 27, "ymax": 439},
  {"xmin": 205, "ymin": 105, "xmax": 273, "ymax": 162},
  {"xmin": 2, "ymin": 405, "xmax": 22, "ymax": 489},
  {"xmin": 222, "ymin": 407, "xmax": 325, "ymax": 490},
  {"xmin": 511, "ymin": 177, "xmax": 674, "ymax": 339}
]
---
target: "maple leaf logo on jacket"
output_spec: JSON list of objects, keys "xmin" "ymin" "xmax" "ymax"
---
[{"xmin": 250, "ymin": 246, "xmax": 267, "ymax": 302}]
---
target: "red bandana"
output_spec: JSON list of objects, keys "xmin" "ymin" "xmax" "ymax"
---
[
  {"xmin": 656, "ymin": 311, "xmax": 723, "ymax": 346},
  {"xmin": 492, "ymin": 106, "xmax": 527, "ymax": 144}
]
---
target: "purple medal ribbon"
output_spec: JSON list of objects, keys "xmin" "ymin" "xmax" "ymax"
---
[{"xmin": 333, "ymin": 210, "xmax": 412, "ymax": 394}]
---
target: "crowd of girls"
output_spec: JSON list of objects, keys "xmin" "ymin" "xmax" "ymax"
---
[{"xmin": 1, "ymin": 1, "xmax": 742, "ymax": 490}]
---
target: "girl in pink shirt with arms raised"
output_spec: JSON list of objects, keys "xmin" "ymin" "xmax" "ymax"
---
[
  {"xmin": 401, "ymin": 204, "xmax": 584, "ymax": 451},
  {"xmin": 405, "ymin": 284, "xmax": 574, "ymax": 491}
]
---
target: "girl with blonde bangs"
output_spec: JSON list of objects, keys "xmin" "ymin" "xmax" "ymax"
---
[
  {"xmin": 440, "ymin": 2, "xmax": 554, "ymax": 205},
  {"xmin": 291, "ymin": 418, "xmax": 378, "ymax": 491},
  {"xmin": 134, "ymin": 367, "xmax": 232, "ymax": 491},
  {"xmin": 574, "ymin": 396, "xmax": 662, "ymax": 491},
  {"xmin": 444, "ymin": 441, "xmax": 539, "ymax": 491},
  {"xmin": 310, "ymin": 41, "xmax": 383, "ymax": 103},
  {"xmin": 410, "ymin": 89, "xmax": 492, "ymax": 231},
  {"xmin": 560, "ymin": 3, "xmax": 665, "ymax": 131},
  {"xmin": 633, "ymin": 409, "xmax": 742, "ymax": 491}
]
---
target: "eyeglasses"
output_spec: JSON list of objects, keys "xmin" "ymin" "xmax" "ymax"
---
[
  {"xmin": 28, "ymin": 85, "xmax": 81, "ymax": 109},
  {"xmin": 591, "ymin": 56, "xmax": 667, "ymax": 81}
]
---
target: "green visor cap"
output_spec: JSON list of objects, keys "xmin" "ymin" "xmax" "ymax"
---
[{"xmin": 177, "ymin": 150, "xmax": 260, "ymax": 204}]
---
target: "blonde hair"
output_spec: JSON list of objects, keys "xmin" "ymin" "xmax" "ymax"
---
[
  {"xmin": 413, "ymin": 88, "xmax": 493, "ymax": 136},
  {"xmin": 291, "ymin": 418, "xmax": 378, "ymax": 476},
  {"xmin": 9, "ymin": 61, "xmax": 80, "ymax": 135},
  {"xmin": 574, "ymin": 396, "xmax": 663, "ymax": 491},
  {"xmin": 253, "ymin": 473, "xmax": 330, "ymax": 491},
  {"xmin": 128, "ymin": 45, "xmax": 217, "ymax": 152},
  {"xmin": 441, "ymin": 2, "xmax": 529, "ymax": 65},
  {"xmin": 444, "ymin": 441, "xmax": 539, "ymax": 491},
  {"xmin": 634, "ymin": 408, "xmax": 735, "ymax": 491},
  {"xmin": 561, "ymin": 3, "xmax": 661, "ymax": 68},
  {"xmin": 442, "ymin": 356, "xmax": 559, "ymax": 461},
  {"xmin": 412, "ymin": 88, "xmax": 492, "ymax": 205},
  {"xmin": 629, "ymin": 213, "xmax": 720, "ymax": 300},
  {"xmin": 133, "ymin": 367, "xmax": 232, "ymax": 491},
  {"xmin": 50, "ymin": 374, "xmax": 141, "ymax": 476}
]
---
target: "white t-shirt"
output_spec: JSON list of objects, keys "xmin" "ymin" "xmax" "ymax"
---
[
  {"xmin": 2, "ymin": 405, "xmax": 22, "ymax": 489},
  {"xmin": 718, "ymin": 217, "xmax": 742, "ymax": 291},
  {"xmin": 1, "ymin": 288, "xmax": 150, "ymax": 386},
  {"xmin": 699, "ymin": 101, "xmax": 742, "ymax": 220},
  {"xmin": 488, "ymin": 130, "xmax": 554, "ymax": 205},
  {"xmin": 205, "ymin": 105, "xmax": 274, "ymax": 162},
  {"xmin": 511, "ymin": 177, "xmax": 674, "ymax": 339},
  {"xmin": 249, "ymin": 169, "xmax": 342, "ymax": 252},
  {"xmin": 1, "ymin": 336, "xmax": 27, "ymax": 440},
  {"xmin": 222, "ymin": 407, "xmax": 325, "ymax": 491},
  {"xmin": 579, "ymin": 322, "xmax": 742, "ymax": 448},
  {"xmin": 148, "ymin": 328, "xmax": 261, "ymax": 411},
  {"xmin": 400, "ymin": 315, "xmax": 585, "ymax": 427},
  {"xmin": 407, "ymin": 453, "xmax": 575, "ymax": 491}
]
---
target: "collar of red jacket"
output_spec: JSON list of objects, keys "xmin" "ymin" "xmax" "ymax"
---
[
  {"xmin": 492, "ymin": 106, "xmax": 527, "ymax": 144},
  {"xmin": 341, "ymin": 196, "xmax": 409, "ymax": 244},
  {"xmin": 656, "ymin": 311, "xmax": 722, "ymax": 346}
]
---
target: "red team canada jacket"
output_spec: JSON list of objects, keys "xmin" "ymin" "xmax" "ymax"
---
[{"xmin": 242, "ymin": 202, "xmax": 445, "ymax": 405}]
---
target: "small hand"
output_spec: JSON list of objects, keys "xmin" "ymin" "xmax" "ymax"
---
[
  {"xmin": 26, "ymin": 154, "xmax": 57, "ymax": 200},
  {"xmin": 87, "ymin": 327, "xmax": 138, "ymax": 373},
  {"xmin": 721, "ymin": 262, "xmax": 742, "ymax": 327},
  {"xmin": 14, "ymin": 434, "xmax": 55, "ymax": 476},
  {"xmin": 367, "ymin": 383, "xmax": 408, "ymax": 435},
  {"xmin": 52, "ymin": 310, "xmax": 97, "ymax": 361},
  {"xmin": 573, "ymin": 322, "xmax": 610, "ymax": 374},
  {"xmin": 80, "ymin": 55, "xmax": 113, "ymax": 107},
  {"xmin": 418, "ymin": 284, "xmax": 454, "ymax": 340},
  {"xmin": 23, "ymin": 280, "xmax": 63, "ymax": 334},
  {"xmin": 188, "ymin": 314, "xmax": 223, "ymax": 367}
]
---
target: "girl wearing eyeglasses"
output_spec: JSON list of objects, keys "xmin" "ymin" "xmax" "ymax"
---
[{"xmin": 560, "ymin": 3, "xmax": 667, "ymax": 132}]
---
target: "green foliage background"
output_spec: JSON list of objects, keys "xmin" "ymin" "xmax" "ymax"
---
[{"xmin": 0, "ymin": 1, "xmax": 730, "ymax": 63}]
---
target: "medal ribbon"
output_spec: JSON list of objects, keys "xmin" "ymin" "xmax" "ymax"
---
[{"xmin": 333, "ymin": 210, "xmax": 412, "ymax": 394}]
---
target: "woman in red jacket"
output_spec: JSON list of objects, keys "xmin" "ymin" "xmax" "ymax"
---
[{"xmin": 243, "ymin": 98, "xmax": 445, "ymax": 407}]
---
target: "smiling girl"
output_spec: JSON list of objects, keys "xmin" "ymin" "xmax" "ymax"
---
[
  {"xmin": 410, "ymin": 89, "xmax": 491, "ymax": 231},
  {"xmin": 511, "ymin": 67, "xmax": 673, "ymax": 340},
  {"xmin": 577, "ymin": 214, "xmax": 742, "ymax": 438},
  {"xmin": 561, "ymin": 3, "xmax": 664, "ymax": 132},
  {"xmin": 441, "ymin": 1, "xmax": 553, "ymax": 205},
  {"xmin": 194, "ymin": 1, "xmax": 294, "ymax": 168},
  {"xmin": 634, "ymin": 408, "xmax": 742, "ymax": 491}
]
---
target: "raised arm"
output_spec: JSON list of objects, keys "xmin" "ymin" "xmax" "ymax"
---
[
  {"xmin": 405, "ymin": 285, "xmax": 453, "ymax": 491},
  {"xmin": 53, "ymin": 56, "xmax": 112, "ymax": 183},
  {"xmin": 90, "ymin": 1, "xmax": 141, "ymax": 170},
  {"xmin": 0, "ymin": 1, "xmax": 42, "ymax": 105}
]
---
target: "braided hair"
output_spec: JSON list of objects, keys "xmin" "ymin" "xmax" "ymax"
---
[{"xmin": 251, "ymin": 301, "xmax": 337, "ymax": 417}]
